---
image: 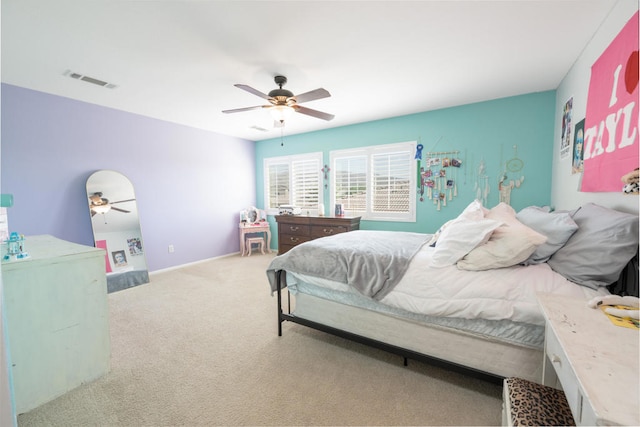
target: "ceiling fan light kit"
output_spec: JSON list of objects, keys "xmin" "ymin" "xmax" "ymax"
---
[
  {"xmin": 89, "ymin": 192, "xmax": 134, "ymax": 217},
  {"xmin": 92, "ymin": 204, "xmax": 111, "ymax": 215},
  {"xmin": 270, "ymin": 105, "xmax": 295, "ymax": 122},
  {"xmin": 222, "ymin": 75, "xmax": 334, "ymax": 126}
]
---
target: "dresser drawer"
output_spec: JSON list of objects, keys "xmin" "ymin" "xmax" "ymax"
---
[
  {"xmin": 545, "ymin": 327, "xmax": 580, "ymax": 422},
  {"xmin": 279, "ymin": 234, "xmax": 312, "ymax": 247},
  {"xmin": 279, "ymin": 223, "xmax": 310, "ymax": 237},
  {"xmin": 310, "ymin": 224, "xmax": 350, "ymax": 238}
]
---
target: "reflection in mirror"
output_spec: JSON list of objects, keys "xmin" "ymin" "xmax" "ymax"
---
[{"xmin": 87, "ymin": 170, "xmax": 149, "ymax": 293}]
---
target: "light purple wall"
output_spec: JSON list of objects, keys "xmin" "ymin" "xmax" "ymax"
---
[{"xmin": 1, "ymin": 84, "xmax": 256, "ymax": 271}]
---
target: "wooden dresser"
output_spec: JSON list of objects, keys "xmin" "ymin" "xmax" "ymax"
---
[{"xmin": 275, "ymin": 215, "xmax": 361, "ymax": 254}]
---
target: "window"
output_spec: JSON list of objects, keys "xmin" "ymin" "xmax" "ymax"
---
[
  {"xmin": 264, "ymin": 152, "xmax": 323, "ymax": 214},
  {"xmin": 330, "ymin": 141, "xmax": 416, "ymax": 222}
]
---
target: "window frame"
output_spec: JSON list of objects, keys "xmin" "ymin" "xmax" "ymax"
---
[
  {"xmin": 263, "ymin": 152, "xmax": 323, "ymax": 216},
  {"xmin": 330, "ymin": 141, "xmax": 417, "ymax": 222}
]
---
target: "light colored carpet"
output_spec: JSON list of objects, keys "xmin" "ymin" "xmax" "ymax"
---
[{"xmin": 17, "ymin": 253, "xmax": 502, "ymax": 426}]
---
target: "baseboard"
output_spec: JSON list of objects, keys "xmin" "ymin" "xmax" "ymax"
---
[{"xmin": 149, "ymin": 252, "xmax": 241, "ymax": 276}]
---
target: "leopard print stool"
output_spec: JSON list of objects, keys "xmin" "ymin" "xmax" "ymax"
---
[{"xmin": 503, "ymin": 377, "xmax": 575, "ymax": 426}]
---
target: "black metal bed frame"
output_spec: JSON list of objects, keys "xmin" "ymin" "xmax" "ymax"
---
[{"xmin": 275, "ymin": 269, "xmax": 503, "ymax": 385}]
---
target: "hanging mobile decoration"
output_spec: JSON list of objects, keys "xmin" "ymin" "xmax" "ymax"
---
[
  {"xmin": 421, "ymin": 149, "xmax": 463, "ymax": 210},
  {"xmin": 498, "ymin": 145, "xmax": 525, "ymax": 205}
]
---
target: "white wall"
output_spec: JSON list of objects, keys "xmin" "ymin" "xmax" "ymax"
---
[{"xmin": 552, "ymin": 0, "xmax": 639, "ymax": 214}]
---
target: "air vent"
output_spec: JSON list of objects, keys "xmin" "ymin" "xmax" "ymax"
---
[{"xmin": 64, "ymin": 70, "xmax": 117, "ymax": 89}]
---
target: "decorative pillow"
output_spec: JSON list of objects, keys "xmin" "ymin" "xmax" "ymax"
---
[
  {"xmin": 516, "ymin": 206, "xmax": 579, "ymax": 265},
  {"xmin": 427, "ymin": 220, "xmax": 453, "ymax": 247},
  {"xmin": 457, "ymin": 203, "xmax": 547, "ymax": 271},
  {"xmin": 547, "ymin": 203, "xmax": 639, "ymax": 289},
  {"xmin": 429, "ymin": 217, "xmax": 501, "ymax": 268},
  {"xmin": 427, "ymin": 199, "xmax": 486, "ymax": 247}
]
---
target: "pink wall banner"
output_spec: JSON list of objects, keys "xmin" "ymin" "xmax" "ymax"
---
[
  {"xmin": 96, "ymin": 239, "xmax": 112, "ymax": 273},
  {"xmin": 581, "ymin": 11, "xmax": 639, "ymax": 192}
]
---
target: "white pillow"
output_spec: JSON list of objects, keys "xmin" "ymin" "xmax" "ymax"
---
[
  {"xmin": 430, "ymin": 217, "xmax": 502, "ymax": 268},
  {"xmin": 457, "ymin": 203, "xmax": 547, "ymax": 271},
  {"xmin": 427, "ymin": 199, "xmax": 486, "ymax": 247}
]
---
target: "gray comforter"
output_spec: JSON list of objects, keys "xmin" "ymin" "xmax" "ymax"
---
[{"xmin": 266, "ymin": 230, "xmax": 430, "ymax": 300}]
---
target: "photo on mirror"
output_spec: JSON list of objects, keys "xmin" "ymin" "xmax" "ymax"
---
[
  {"xmin": 128, "ymin": 237, "xmax": 143, "ymax": 256},
  {"xmin": 112, "ymin": 250, "xmax": 128, "ymax": 267}
]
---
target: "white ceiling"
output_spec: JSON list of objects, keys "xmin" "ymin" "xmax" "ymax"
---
[{"xmin": 2, "ymin": 0, "xmax": 617, "ymax": 142}]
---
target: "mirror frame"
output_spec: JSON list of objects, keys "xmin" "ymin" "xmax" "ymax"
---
[{"xmin": 87, "ymin": 169, "xmax": 149, "ymax": 292}]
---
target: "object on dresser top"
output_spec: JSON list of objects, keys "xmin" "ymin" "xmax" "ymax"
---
[
  {"xmin": 3, "ymin": 231, "xmax": 30, "ymax": 262},
  {"xmin": 278, "ymin": 205, "xmax": 301, "ymax": 215},
  {"xmin": 587, "ymin": 294, "xmax": 639, "ymax": 328}
]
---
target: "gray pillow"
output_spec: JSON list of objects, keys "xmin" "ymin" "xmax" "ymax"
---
[
  {"xmin": 516, "ymin": 206, "xmax": 579, "ymax": 265},
  {"xmin": 547, "ymin": 203, "xmax": 639, "ymax": 289}
]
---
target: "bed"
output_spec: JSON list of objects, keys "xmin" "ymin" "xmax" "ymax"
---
[{"xmin": 266, "ymin": 201, "xmax": 639, "ymax": 384}]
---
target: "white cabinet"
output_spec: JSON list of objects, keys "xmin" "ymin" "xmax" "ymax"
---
[
  {"xmin": 538, "ymin": 293, "xmax": 639, "ymax": 426},
  {"xmin": 2, "ymin": 235, "xmax": 110, "ymax": 413}
]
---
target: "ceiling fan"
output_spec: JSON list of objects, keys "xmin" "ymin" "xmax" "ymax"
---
[
  {"xmin": 222, "ymin": 75, "xmax": 335, "ymax": 123},
  {"xmin": 89, "ymin": 192, "xmax": 134, "ymax": 217}
]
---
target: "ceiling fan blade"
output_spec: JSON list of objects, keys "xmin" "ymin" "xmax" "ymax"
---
[
  {"xmin": 110, "ymin": 199, "xmax": 136, "ymax": 204},
  {"xmin": 234, "ymin": 84, "xmax": 271, "ymax": 100},
  {"xmin": 111, "ymin": 207, "xmax": 131, "ymax": 213},
  {"xmin": 294, "ymin": 105, "xmax": 335, "ymax": 121},
  {"xmin": 294, "ymin": 88, "xmax": 331, "ymax": 104},
  {"xmin": 222, "ymin": 105, "xmax": 268, "ymax": 114}
]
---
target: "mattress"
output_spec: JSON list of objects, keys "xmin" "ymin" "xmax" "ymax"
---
[
  {"xmin": 285, "ymin": 243, "xmax": 607, "ymax": 349},
  {"xmin": 288, "ymin": 273, "xmax": 546, "ymax": 348},
  {"xmin": 290, "ymin": 291, "xmax": 546, "ymax": 382}
]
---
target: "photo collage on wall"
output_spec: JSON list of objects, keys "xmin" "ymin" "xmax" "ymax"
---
[{"xmin": 418, "ymin": 149, "xmax": 463, "ymax": 211}]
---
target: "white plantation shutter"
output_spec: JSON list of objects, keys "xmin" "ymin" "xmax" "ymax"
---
[
  {"xmin": 267, "ymin": 162, "xmax": 289, "ymax": 210},
  {"xmin": 331, "ymin": 142, "xmax": 415, "ymax": 222},
  {"xmin": 292, "ymin": 158, "xmax": 320, "ymax": 209},
  {"xmin": 264, "ymin": 153, "xmax": 323, "ymax": 214},
  {"xmin": 372, "ymin": 150, "xmax": 411, "ymax": 213},
  {"xmin": 334, "ymin": 156, "xmax": 367, "ymax": 212}
]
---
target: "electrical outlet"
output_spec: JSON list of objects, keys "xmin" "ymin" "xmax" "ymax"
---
[{"xmin": 168, "ymin": 244, "xmax": 174, "ymax": 253}]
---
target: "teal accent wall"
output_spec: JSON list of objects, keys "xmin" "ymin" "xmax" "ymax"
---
[{"xmin": 256, "ymin": 91, "xmax": 556, "ymax": 249}]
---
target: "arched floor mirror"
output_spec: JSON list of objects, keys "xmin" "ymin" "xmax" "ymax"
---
[{"xmin": 87, "ymin": 170, "xmax": 149, "ymax": 292}]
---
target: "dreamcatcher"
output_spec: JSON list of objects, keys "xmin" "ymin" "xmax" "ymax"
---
[
  {"xmin": 498, "ymin": 145, "xmax": 525, "ymax": 205},
  {"xmin": 474, "ymin": 158, "xmax": 490, "ymax": 206}
]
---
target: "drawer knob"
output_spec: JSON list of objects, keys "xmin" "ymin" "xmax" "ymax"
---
[
  {"xmin": 290, "ymin": 226, "xmax": 299, "ymax": 232},
  {"xmin": 323, "ymin": 228, "xmax": 333, "ymax": 234},
  {"xmin": 290, "ymin": 237, "xmax": 299, "ymax": 243}
]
